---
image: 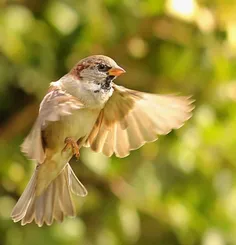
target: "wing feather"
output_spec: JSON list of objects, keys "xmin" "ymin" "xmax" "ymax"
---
[
  {"xmin": 114, "ymin": 123, "xmax": 130, "ymax": 157},
  {"xmin": 85, "ymin": 84, "xmax": 194, "ymax": 157},
  {"xmin": 102, "ymin": 126, "xmax": 115, "ymax": 157},
  {"xmin": 21, "ymin": 85, "xmax": 84, "ymax": 163}
]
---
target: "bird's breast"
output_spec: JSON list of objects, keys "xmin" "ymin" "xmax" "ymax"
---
[{"xmin": 43, "ymin": 108, "xmax": 100, "ymax": 151}]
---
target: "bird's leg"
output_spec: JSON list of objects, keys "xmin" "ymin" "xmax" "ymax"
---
[{"xmin": 62, "ymin": 137, "xmax": 80, "ymax": 159}]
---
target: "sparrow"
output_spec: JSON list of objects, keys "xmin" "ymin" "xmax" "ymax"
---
[{"xmin": 11, "ymin": 55, "xmax": 194, "ymax": 227}]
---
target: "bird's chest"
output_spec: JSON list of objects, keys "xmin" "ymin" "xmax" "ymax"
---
[
  {"xmin": 64, "ymin": 109, "xmax": 100, "ymax": 139},
  {"xmin": 44, "ymin": 108, "xmax": 100, "ymax": 150}
]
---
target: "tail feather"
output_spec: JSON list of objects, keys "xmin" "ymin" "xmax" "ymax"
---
[
  {"xmin": 21, "ymin": 190, "xmax": 37, "ymax": 225},
  {"xmin": 57, "ymin": 169, "xmax": 75, "ymax": 217},
  {"xmin": 43, "ymin": 183, "xmax": 54, "ymax": 225},
  {"xmin": 11, "ymin": 171, "xmax": 37, "ymax": 222},
  {"xmin": 69, "ymin": 166, "xmax": 87, "ymax": 196},
  {"xmin": 11, "ymin": 164, "xmax": 87, "ymax": 227},
  {"xmin": 51, "ymin": 177, "xmax": 64, "ymax": 224},
  {"xmin": 35, "ymin": 191, "xmax": 46, "ymax": 225}
]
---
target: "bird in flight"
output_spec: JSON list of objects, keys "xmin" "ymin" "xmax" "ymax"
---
[{"xmin": 11, "ymin": 55, "xmax": 194, "ymax": 226}]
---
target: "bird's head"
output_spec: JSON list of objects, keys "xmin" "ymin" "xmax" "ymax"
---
[{"xmin": 70, "ymin": 55, "xmax": 125, "ymax": 91}]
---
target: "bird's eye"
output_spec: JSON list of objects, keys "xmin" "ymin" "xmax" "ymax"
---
[{"xmin": 97, "ymin": 64, "xmax": 109, "ymax": 72}]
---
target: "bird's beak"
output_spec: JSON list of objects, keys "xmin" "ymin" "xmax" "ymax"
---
[{"xmin": 108, "ymin": 66, "xmax": 126, "ymax": 77}]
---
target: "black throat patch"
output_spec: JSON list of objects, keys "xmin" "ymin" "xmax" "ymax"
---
[
  {"xmin": 101, "ymin": 75, "xmax": 115, "ymax": 90},
  {"xmin": 94, "ymin": 75, "xmax": 115, "ymax": 93}
]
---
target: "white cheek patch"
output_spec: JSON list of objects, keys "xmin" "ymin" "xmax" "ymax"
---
[{"xmin": 82, "ymin": 81, "xmax": 100, "ymax": 91}]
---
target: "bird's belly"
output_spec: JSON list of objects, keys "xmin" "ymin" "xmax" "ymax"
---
[{"xmin": 44, "ymin": 108, "xmax": 100, "ymax": 150}]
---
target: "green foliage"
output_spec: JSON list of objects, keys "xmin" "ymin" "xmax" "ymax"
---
[{"xmin": 0, "ymin": 0, "xmax": 236, "ymax": 244}]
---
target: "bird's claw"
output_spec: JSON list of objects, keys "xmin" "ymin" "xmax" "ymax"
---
[{"xmin": 62, "ymin": 137, "xmax": 80, "ymax": 159}]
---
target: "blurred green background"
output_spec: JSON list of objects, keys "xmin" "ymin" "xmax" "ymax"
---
[{"xmin": 0, "ymin": 0, "xmax": 236, "ymax": 244}]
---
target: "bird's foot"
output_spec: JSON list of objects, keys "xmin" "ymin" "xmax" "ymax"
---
[{"xmin": 62, "ymin": 137, "xmax": 80, "ymax": 159}]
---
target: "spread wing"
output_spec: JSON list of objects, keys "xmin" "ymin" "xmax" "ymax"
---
[
  {"xmin": 21, "ymin": 86, "xmax": 84, "ymax": 163},
  {"xmin": 84, "ymin": 84, "xmax": 194, "ymax": 158}
]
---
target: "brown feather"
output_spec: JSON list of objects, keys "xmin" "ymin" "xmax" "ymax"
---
[{"xmin": 85, "ymin": 85, "xmax": 194, "ymax": 157}]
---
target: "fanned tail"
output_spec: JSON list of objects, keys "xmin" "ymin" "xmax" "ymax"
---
[{"xmin": 11, "ymin": 164, "xmax": 87, "ymax": 227}]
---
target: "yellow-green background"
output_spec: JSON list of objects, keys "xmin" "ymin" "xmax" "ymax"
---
[{"xmin": 0, "ymin": 0, "xmax": 235, "ymax": 244}]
